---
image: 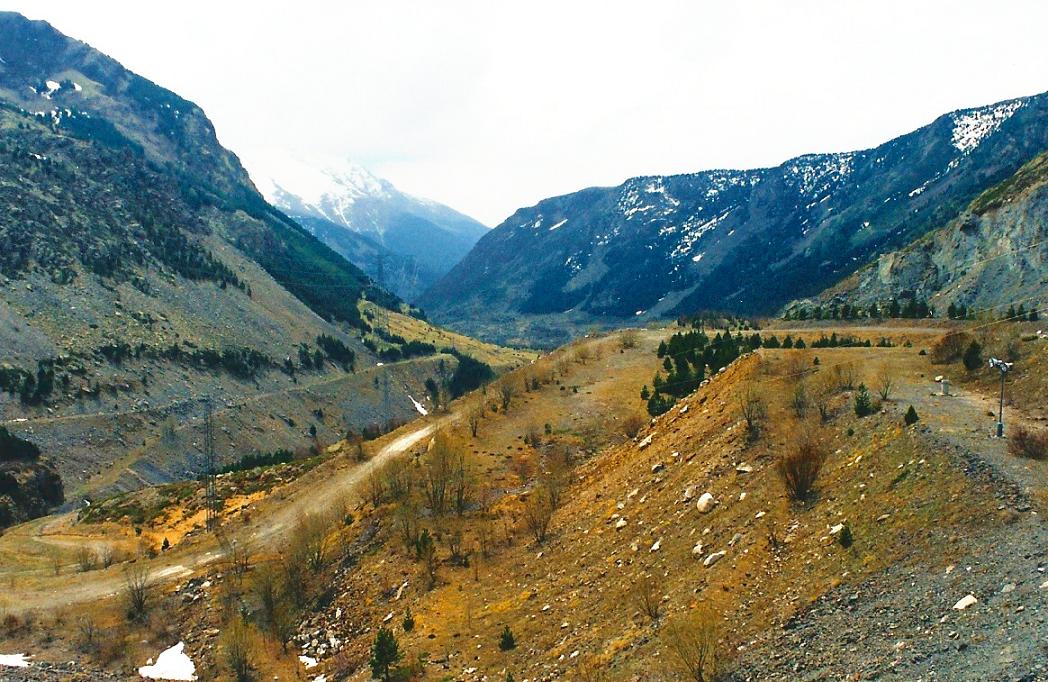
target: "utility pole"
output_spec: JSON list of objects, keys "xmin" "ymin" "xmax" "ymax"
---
[
  {"xmin": 988, "ymin": 358, "xmax": 1012, "ymax": 438},
  {"xmin": 203, "ymin": 396, "xmax": 219, "ymax": 532}
]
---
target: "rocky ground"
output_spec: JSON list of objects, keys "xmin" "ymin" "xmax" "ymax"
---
[{"xmin": 725, "ymin": 360, "xmax": 1048, "ymax": 681}]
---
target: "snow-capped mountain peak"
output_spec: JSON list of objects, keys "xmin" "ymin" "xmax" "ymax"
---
[{"xmin": 247, "ymin": 154, "xmax": 397, "ymax": 230}]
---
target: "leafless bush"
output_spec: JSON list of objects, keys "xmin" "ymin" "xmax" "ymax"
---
[
  {"xmin": 423, "ymin": 434, "xmax": 466, "ymax": 515},
  {"xmin": 384, "ymin": 457, "xmax": 414, "ymax": 501},
  {"xmin": 292, "ymin": 514, "xmax": 331, "ymax": 573},
  {"xmin": 931, "ymin": 332, "xmax": 973, "ymax": 364},
  {"xmin": 622, "ymin": 413, "xmax": 647, "ymax": 439},
  {"xmin": 662, "ymin": 609, "xmax": 719, "ymax": 681},
  {"xmin": 574, "ymin": 345, "xmax": 593, "ymax": 364},
  {"xmin": 223, "ymin": 619, "xmax": 252, "ymax": 682},
  {"xmin": 468, "ymin": 405, "xmax": 484, "ymax": 438},
  {"xmin": 876, "ymin": 370, "xmax": 895, "ymax": 401},
  {"xmin": 738, "ymin": 388, "xmax": 767, "ymax": 442},
  {"xmin": 522, "ymin": 489, "xmax": 555, "ymax": 544},
  {"xmin": 124, "ymin": 563, "xmax": 151, "ymax": 621},
  {"xmin": 777, "ymin": 432, "xmax": 827, "ymax": 502},
  {"xmin": 99, "ymin": 545, "xmax": 115, "ymax": 568},
  {"xmin": 499, "ymin": 381, "xmax": 516, "ymax": 411},
  {"xmin": 790, "ymin": 381, "xmax": 809, "ymax": 418},
  {"xmin": 76, "ymin": 617, "xmax": 100, "ymax": 653},
  {"xmin": 833, "ymin": 363, "xmax": 857, "ymax": 391},
  {"xmin": 219, "ymin": 534, "xmax": 251, "ymax": 586},
  {"xmin": 631, "ymin": 573, "xmax": 662, "ymax": 621},
  {"xmin": 76, "ymin": 545, "xmax": 98, "ymax": 573},
  {"xmin": 1009, "ymin": 426, "xmax": 1048, "ymax": 460},
  {"xmin": 367, "ymin": 471, "xmax": 386, "ymax": 506},
  {"xmin": 619, "ymin": 329, "xmax": 639, "ymax": 350},
  {"xmin": 523, "ymin": 424, "xmax": 543, "ymax": 447}
]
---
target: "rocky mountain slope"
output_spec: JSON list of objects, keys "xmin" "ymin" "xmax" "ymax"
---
[
  {"xmin": 0, "ymin": 13, "xmax": 513, "ymax": 507},
  {"xmin": 249, "ymin": 155, "xmax": 488, "ymax": 301},
  {"xmin": 422, "ymin": 92, "xmax": 1048, "ymax": 346},
  {"xmin": 814, "ymin": 150, "xmax": 1048, "ymax": 316}
]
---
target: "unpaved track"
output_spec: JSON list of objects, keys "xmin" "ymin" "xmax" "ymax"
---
[{"xmin": 0, "ymin": 413, "xmax": 452, "ymax": 613}]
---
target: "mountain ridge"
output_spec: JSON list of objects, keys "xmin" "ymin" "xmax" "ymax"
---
[{"xmin": 421, "ymin": 90, "xmax": 1048, "ymax": 346}]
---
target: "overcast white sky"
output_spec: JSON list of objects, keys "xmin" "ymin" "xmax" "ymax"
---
[{"xmin": 10, "ymin": 1, "xmax": 1048, "ymax": 225}]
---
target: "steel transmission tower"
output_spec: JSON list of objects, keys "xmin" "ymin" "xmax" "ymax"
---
[{"xmin": 203, "ymin": 397, "xmax": 220, "ymax": 531}]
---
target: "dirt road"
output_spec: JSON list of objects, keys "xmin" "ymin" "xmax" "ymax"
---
[{"xmin": 0, "ymin": 412, "xmax": 451, "ymax": 613}]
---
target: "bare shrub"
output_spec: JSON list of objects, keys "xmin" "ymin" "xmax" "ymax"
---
[
  {"xmin": 790, "ymin": 382, "xmax": 809, "ymax": 418},
  {"xmin": 662, "ymin": 609, "xmax": 719, "ymax": 681},
  {"xmin": 622, "ymin": 413, "xmax": 647, "ymax": 439},
  {"xmin": 383, "ymin": 457, "xmax": 414, "ymax": 501},
  {"xmin": 738, "ymin": 388, "xmax": 767, "ymax": 442},
  {"xmin": 223, "ymin": 619, "xmax": 252, "ymax": 682},
  {"xmin": 498, "ymin": 382, "xmax": 515, "ymax": 412},
  {"xmin": 423, "ymin": 434, "xmax": 465, "ymax": 515},
  {"xmin": 292, "ymin": 514, "xmax": 332, "ymax": 573},
  {"xmin": 631, "ymin": 573, "xmax": 662, "ymax": 621},
  {"xmin": 76, "ymin": 545, "xmax": 98, "ymax": 573},
  {"xmin": 832, "ymin": 363, "xmax": 857, "ymax": 391},
  {"xmin": 1009, "ymin": 426, "xmax": 1048, "ymax": 460},
  {"xmin": 219, "ymin": 534, "xmax": 251, "ymax": 586},
  {"xmin": 777, "ymin": 432, "xmax": 827, "ymax": 502},
  {"xmin": 523, "ymin": 423, "xmax": 543, "ymax": 448},
  {"xmin": 522, "ymin": 489, "xmax": 555, "ymax": 544},
  {"xmin": 931, "ymin": 332, "xmax": 973, "ymax": 365},
  {"xmin": 468, "ymin": 405, "xmax": 484, "ymax": 438},
  {"xmin": 124, "ymin": 563, "xmax": 151, "ymax": 621},
  {"xmin": 76, "ymin": 617, "xmax": 99, "ymax": 653},
  {"xmin": 367, "ymin": 471, "xmax": 386, "ymax": 506},
  {"xmin": 876, "ymin": 370, "xmax": 895, "ymax": 401},
  {"xmin": 99, "ymin": 545, "xmax": 115, "ymax": 568},
  {"xmin": 620, "ymin": 329, "xmax": 639, "ymax": 350},
  {"xmin": 574, "ymin": 345, "xmax": 592, "ymax": 364}
]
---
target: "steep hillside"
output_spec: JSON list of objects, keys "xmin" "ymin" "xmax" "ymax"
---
[
  {"xmin": 422, "ymin": 92, "xmax": 1048, "ymax": 346},
  {"xmin": 815, "ymin": 150, "xmax": 1048, "ymax": 316},
  {"xmin": 0, "ymin": 14, "xmax": 519, "ymax": 509},
  {"xmin": 5, "ymin": 324, "xmax": 1045, "ymax": 680},
  {"xmin": 249, "ymin": 156, "xmax": 488, "ymax": 301}
]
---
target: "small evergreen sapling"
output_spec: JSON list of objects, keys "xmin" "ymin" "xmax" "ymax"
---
[
  {"xmin": 499, "ymin": 625, "xmax": 517, "ymax": 651},
  {"xmin": 904, "ymin": 405, "xmax": 919, "ymax": 426}
]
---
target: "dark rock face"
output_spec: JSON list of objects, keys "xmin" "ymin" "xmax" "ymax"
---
[
  {"xmin": 818, "ymin": 151, "xmax": 1048, "ymax": 313},
  {"xmin": 422, "ymin": 93, "xmax": 1048, "ymax": 345}
]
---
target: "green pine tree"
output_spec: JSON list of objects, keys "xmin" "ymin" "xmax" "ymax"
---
[{"xmin": 370, "ymin": 627, "xmax": 402, "ymax": 681}]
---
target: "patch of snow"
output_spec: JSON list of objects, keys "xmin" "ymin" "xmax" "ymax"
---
[
  {"xmin": 408, "ymin": 395, "xmax": 428, "ymax": 416},
  {"xmin": 691, "ymin": 252, "xmax": 704, "ymax": 263},
  {"xmin": 73, "ymin": 81, "xmax": 83, "ymax": 92},
  {"xmin": 299, "ymin": 655, "xmax": 318, "ymax": 669},
  {"xmin": 785, "ymin": 152, "xmax": 855, "ymax": 196},
  {"xmin": 243, "ymin": 153, "xmax": 395, "ymax": 231},
  {"xmin": 40, "ymin": 80, "xmax": 61, "ymax": 99},
  {"xmin": 548, "ymin": 218, "xmax": 568, "ymax": 231},
  {"xmin": 950, "ymin": 100, "xmax": 1023, "ymax": 153},
  {"xmin": 139, "ymin": 641, "xmax": 196, "ymax": 681},
  {"xmin": 0, "ymin": 653, "xmax": 31, "ymax": 668}
]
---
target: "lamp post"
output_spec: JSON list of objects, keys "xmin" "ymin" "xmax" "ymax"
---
[{"xmin": 988, "ymin": 357, "xmax": 1012, "ymax": 438}]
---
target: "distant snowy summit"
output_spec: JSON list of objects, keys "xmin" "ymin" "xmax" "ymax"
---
[{"xmin": 246, "ymin": 153, "xmax": 487, "ymax": 301}]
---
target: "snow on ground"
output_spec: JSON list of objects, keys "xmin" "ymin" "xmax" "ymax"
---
[
  {"xmin": 299, "ymin": 655, "xmax": 318, "ymax": 668},
  {"xmin": 950, "ymin": 100, "xmax": 1023, "ymax": 153},
  {"xmin": 0, "ymin": 653, "xmax": 31, "ymax": 668},
  {"xmin": 139, "ymin": 641, "xmax": 196, "ymax": 681},
  {"xmin": 408, "ymin": 395, "xmax": 429, "ymax": 416},
  {"xmin": 548, "ymin": 218, "xmax": 568, "ymax": 231}
]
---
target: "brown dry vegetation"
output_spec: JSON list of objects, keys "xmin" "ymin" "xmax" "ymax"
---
[{"xmin": 3, "ymin": 324, "xmax": 1042, "ymax": 680}]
